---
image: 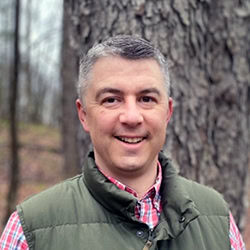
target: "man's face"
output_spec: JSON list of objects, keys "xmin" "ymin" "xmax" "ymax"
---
[{"xmin": 76, "ymin": 56, "xmax": 173, "ymax": 179}]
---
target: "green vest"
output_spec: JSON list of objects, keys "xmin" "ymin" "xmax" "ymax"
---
[{"xmin": 17, "ymin": 151, "xmax": 230, "ymax": 250}]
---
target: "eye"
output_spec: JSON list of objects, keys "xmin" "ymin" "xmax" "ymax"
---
[
  {"xmin": 139, "ymin": 96, "xmax": 156, "ymax": 103},
  {"xmin": 101, "ymin": 96, "xmax": 121, "ymax": 107},
  {"xmin": 104, "ymin": 97, "xmax": 117, "ymax": 103}
]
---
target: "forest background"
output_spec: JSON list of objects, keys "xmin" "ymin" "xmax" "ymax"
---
[{"xmin": 0, "ymin": 0, "xmax": 249, "ymax": 247}]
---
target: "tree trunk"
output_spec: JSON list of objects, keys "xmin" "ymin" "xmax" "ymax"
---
[
  {"xmin": 5, "ymin": 0, "xmax": 20, "ymax": 224},
  {"xmin": 66, "ymin": 0, "xmax": 250, "ymax": 231},
  {"xmin": 0, "ymin": 1, "xmax": 12, "ymax": 119},
  {"xmin": 61, "ymin": 0, "xmax": 81, "ymax": 177},
  {"xmin": 24, "ymin": 0, "xmax": 32, "ymax": 122}
]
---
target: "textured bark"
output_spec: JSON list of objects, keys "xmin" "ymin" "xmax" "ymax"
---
[
  {"xmin": 61, "ymin": 1, "xmax": 81, "ymax": 177},
  {"xmin": 5, "ymin": 0, "xmax": 20, "ymax": 224},
  {"xmin": 66, "ymin": 0, "xmax": 250, "ymax": 231}
]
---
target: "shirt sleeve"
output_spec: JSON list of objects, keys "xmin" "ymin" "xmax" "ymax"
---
[
  {"xmin": 229, "ymin": 212, "xmax": 246, "ymax": 250},
  {"xmin": 0, "ymin": 211, "xmax": 29, "ymax": 250}
]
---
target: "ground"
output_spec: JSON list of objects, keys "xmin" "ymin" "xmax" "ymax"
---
[{"xmin": 0, "ymin": 120, "xmax": 249, "ymax": 248}]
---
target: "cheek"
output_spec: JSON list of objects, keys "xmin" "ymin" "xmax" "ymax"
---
[
  {"xmin": 147, "ymin": 111, "xmax": 168, "ymax": 130},
  {"xmin": 92, "ymin": 111, "xmax": 118, "ymax": 133}
]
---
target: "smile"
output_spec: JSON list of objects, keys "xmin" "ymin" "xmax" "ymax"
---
[{"xmin": 115, "ymin": 136, "xmax": 146, "ymax": 144}]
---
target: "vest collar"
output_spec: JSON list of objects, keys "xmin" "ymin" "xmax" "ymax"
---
[
  {"xmin": 83, "ymin": 151, "xmax": 200, "ymax": 239},
  {"xmin": 154, "ymin": 153, "xmax": 200, "ymax": 240},
  {"xmin": 83, "ymin": 151, "xmax": 138, "ymax": 220}
]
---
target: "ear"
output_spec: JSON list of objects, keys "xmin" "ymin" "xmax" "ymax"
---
[
  {"xmin": 166, "ymin": 97, "xmax": 173, "ymax": 123},
  {"xmin": 76, "ymin": 99, "xmax": 90, "ymax": 133}
]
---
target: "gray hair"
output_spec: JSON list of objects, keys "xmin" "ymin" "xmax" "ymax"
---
[{"xmin": 78, "ymin": 35, "xmax": 170, "ymax": 104}]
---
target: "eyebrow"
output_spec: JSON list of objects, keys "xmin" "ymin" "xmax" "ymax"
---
[
  {"xmin": 95, "ymin": 88, "xmax": 123, "ymax": 100},
  {"xmin": 95, "ymin": 87, "xmax": 162, "ymax": 100},
  {"xmin": 139, "ymin": 88, "xmax": 161, "ymax": 96}
]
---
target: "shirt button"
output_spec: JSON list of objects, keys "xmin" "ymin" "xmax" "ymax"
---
[
  {"xmin": 136, "ymin": 230, "xmax": 144, "ymax": 238},
  {"xmin": 179, "ymin": 216, "xmax": 186, "ymax": 223}
]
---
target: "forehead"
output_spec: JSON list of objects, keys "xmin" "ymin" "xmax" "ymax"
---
[{"xmin": 88, "ymin": 56, "xmax": 165, "ymax": 91}]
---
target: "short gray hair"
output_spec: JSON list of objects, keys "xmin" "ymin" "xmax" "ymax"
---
[{"xmin": 78, "ymin": 35, "xmax": 170, "ymax": 104}]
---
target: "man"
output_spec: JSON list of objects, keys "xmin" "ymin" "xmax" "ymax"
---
[{"xmin": 0, "ymin": 36, "xmax": 245, "ymax": 249}]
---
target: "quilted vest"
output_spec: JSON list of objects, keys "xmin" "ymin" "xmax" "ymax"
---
[{"xmin": 17, "ymin": 151, "xmax": 230, "ymax": 250}]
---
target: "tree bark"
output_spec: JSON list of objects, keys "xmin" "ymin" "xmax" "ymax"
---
[
  {"xmin": 66, "ymin": 0, "xmax": 250, "ymax": 231},
  {"xmin": 61, "ymin": 0, "xmax": 81, "ymax": 177},
  {"xmin": 5, "ymin": 0, "xmax": 20, "ymax": 224}
]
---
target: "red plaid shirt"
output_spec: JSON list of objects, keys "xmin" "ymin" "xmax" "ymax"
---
[{"xmin": 0, "ymin": 164, "xmax": 246, "ymax": 250}]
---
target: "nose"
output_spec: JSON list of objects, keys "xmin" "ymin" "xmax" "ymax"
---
[{"xmin": 119, "ymin": 99, "xmax": 143, "ymax": 127}]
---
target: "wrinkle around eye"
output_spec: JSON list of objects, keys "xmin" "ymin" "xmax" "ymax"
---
[{"xmin": 101, "ymin": 96, "xmax": 122, "ymax": 108}]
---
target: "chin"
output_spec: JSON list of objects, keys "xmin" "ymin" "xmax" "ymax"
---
[{"xmin": 116, "ymin": 161, "xmax": 145, "ymax": 172}]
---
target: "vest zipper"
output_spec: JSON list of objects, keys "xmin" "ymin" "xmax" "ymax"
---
[{"xmin": 142, "ymin": 229, "xmax": 153, "ymax": 250}]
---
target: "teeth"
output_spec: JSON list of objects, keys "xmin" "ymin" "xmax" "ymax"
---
[{"xmin": 118, "ymin": 137, "xmax": 144, "ymax": 144}]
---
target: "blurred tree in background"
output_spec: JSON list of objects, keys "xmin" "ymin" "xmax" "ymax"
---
[
  {"xmin": 60, "ymin": 0, "xmax": 80, "ymax": 177},
  {"xmin": 5, "ymin": 0, "xmax": 21, "ymax": 224},
  {"xmin": 0, "ymin": 0, "xmax": 62, "ymax": 125}
]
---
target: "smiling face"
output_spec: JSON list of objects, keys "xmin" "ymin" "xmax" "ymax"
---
[{"xmin": 76, "ymin": 56, "xmax": 173, "ymax": 180}]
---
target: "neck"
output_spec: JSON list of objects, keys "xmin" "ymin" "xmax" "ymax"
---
[
  {"xmin": 99, "ymin": 163, "xmax": 158, "ymax": 199},
  {"xmin": 122, "ymin": 173, "xmax": 157, "ymax": 199}
]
